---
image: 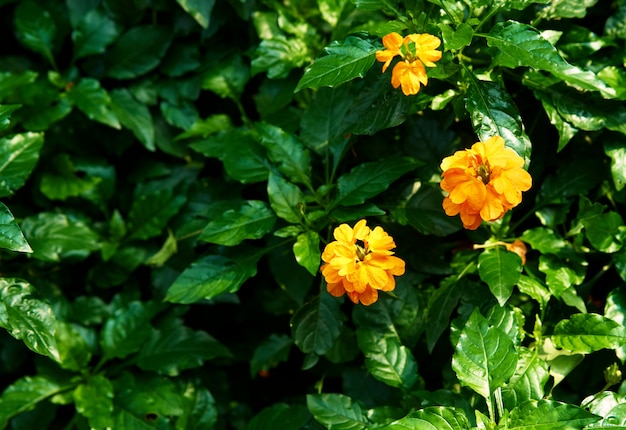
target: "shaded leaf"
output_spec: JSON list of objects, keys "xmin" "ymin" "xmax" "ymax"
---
[
  {"xmin": 66, "ymin": 78, "xmax": 120, "ymax": 129},
  {"xmin": 110, "ymin": 88, "xmax": 155, "ymax": 151},
  {"xmin": 175, "ymin": 0, "xmax": 215, "ymax": 28},
  {"xmin": 198, "ymin": 200, "xmax": 276, "ymax": 246},
  {"xmin": 0, "ymin": 376, "xmax": 64, "ymax": 427},
  {"xmin": 72, "ymin": 8, "xmax": 119, "ymax": 59},
  {"xmin": 307, "ymin": 393, "xmax": 368, "ymax": 430},
  {"xmin": 250, "ymin": 334, "xmax": 293, "ymax": 377},
  {"xmin": 14, "ymin": 1, "xmax": 56, "ymax": 66},
  {"xmin": 291, "ymin": 294, "xmax": 342, "ymax": 355},
  {"xmin": 100, "ymin": 301, "xmax": 155, "ymax": 360},
  {"xmin": 128, "ymin": 189, "xmax": 186, "ymax": 240},
  {"xmin": 267, "ymin": 173, "xmax": 305, "ymax": 223}
]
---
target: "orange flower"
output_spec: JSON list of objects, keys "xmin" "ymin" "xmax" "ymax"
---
[
  {"xmin": 320, "ymin": 220, "xmax": 405, "ymax": 306},
  {"xmin": 440, "ymin": 136, "xmax": 532, "ymax": 230},
  {"xmin": 505, "ymin": 239, "xmax": 528, "ymax": 265},
  {"xmin": 375, "ymin": 32, "xmax": 442, "ymax": 96}
]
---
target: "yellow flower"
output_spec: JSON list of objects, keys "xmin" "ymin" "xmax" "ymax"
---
[
  {"xmin": 320, "ymin": 219, "xmax": 405, "ymax": 306},
  {"xmin": 375, "ymin": 32, "xmax": 442, "ymax": 96},
  {"xmin": 440, "ymin": 136, "xmax": 532, "ymax": 230}
]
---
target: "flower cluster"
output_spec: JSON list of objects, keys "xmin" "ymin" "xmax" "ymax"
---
[
  {"xmin": 440, "ymin": 136, "xmax": 532, "ymax": 230},
  {"xmin": 320, "ymin": 220, "xmax": 405, "ymax": 306},
  {"xmin": 375, "ymin": 32, "xmax": 442, "ymax": 96}
]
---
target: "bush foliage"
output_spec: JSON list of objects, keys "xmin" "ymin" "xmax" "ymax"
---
[{"xmin": 0, "ymin": 0, "xmax": 626, "ymax": 428}]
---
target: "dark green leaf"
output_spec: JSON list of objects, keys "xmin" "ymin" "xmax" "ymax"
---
[
  {"xmin": 293, "ymin": 231, "xmax": 321, "ymax": 276},
  {"xmin": 105, "ymin": 25, "xmax": 173, "ymax": 79},
  {"xmin": 307, "ymin": 393, "xmax": 368, "ymax": 430},
  {"xmin": 582, "ymin": 211, "xmax": 626, "ymax": 253},
  {"xmin": 605, "ymin": 139, "xmax": 626, "ymax": 191},
  {"xmin": 0, "ymin": 104, "xmax": 21, "ymax": 131},
  {"xmin": 175, "ymin": 0, "xmax": 215, "ymax": 28},
  {"xmin": 406, "ymin": 184, "xmax": 462, "ymax": 237},
  {"xmin": 137, "ymin": 320, "xmax": 231, "ymax": 375},
  {"xmin": 0, "ymin": 202, "xmax": 31, "ymax": 253},
  {"xmin": 0, "ymin": 376, "xmax": 64, "ymax": 427},
  {"xmin": 291, "ymin": 294, "xmax": 342, "ymax": 355},
  {"xmin": 178, "ymin": 384, "xmax": 217, "ymax": 430},
  {"xmin": 506, "ymin": 399, "xmax": 599, "ymax": 429},
  {"xmin": 55, "ymin": 322, "xmax": 92, "ymax": 371},
  {"xmin": 516, "ymin": 275, "xmax": 551, "ymax": 313},
  {"xmin": 72, "ymin": 8, "xmax": 120, "ymax": 59},
  {"xmin": 538, "ymin": 157, "xmax": 604, "ymax": 204},
  {"xmin": 110, "ymin": 88, "xmax": 155, "ymax": 151},
  {"xmin": 198, "ymin": 200, "xmax": 276, "ymax": 246},
  {"xmin": 451, "ymin": 308, "xmax": 517, "ymax": 399},
  {"xmin": 257, "ymin": 122, "xmax": 312, "ymax": 185},
  {"xmin": 300, "ymin": 85, "xmax": 352, "ymax": 154},
  {"xmin": 250, "ymin": 334, "xmax": 293, "ymax": 377},
  {"xmin": 334, "ymin": 157, "xmax": 418, "ymax": 207},
  {"xmin": 21, "ymin": 212, "xmax": 100, "ymax": 261},
  {"xmin": 0, "ymin": 132, "xmax": 44, "ymax": 197},
  {"xmin": 466, "ymin": 77, "xmax": 532, "ymax": 165},
  {"xmin": 384, "ymin": 406, "xmax": 471, "ymax": 429},
  {"xmin": 425, "ymin": 277, "xmax": 465, "ymax": 353},
  {"xmin": 247, "ymin": 403, "xmax": 312, "ymax": 430},
  {"xmin": 552, "ymin": 313, "xmax": 626, "ymax": 354},
  {"xmin": 356, "ymin": 329, "xmax": 418, "ymax": 390},
  {"xmin": 66, "ymin": 78, "xmax": 120, "ymax": 129},
  {"xmin": 295, "ymin": 36, "xmax": 378, "ymax": 92},
  {"xmin": 267, "ymin": 173, "xmax": 305, "ymax": 224},
  {"xmin": 74, "ymin": 374, "xmax": 114, "ymax": 430},
  {"xmin": 128, "ymin": 189, "xmax": 186, "ymax": 240},
  {"xmin": 100, "ymin": 301, "xmax": 155, "ymax": 360},
  {"xmin": 14, "ymin": 1, "xmax": 56, "ymax": 66},
  {"xmin": 202, "ymin": 54, "xmax": 249, "ymax": 100},
  {"xmin": 501, "ymin": 348, "xmax": 550, "ymax": 410},
  {"xmin": 0, "ymin": 278, "xmax": 60, "ymax": 362},
  {"xmin": 252, "ymin": 36, "xmax": 310, "ymax": 79},
  {"xmin": 478, "ymin": 247, "xmax": 523, "ymax": 306},
  {"xmin": 165, "ymin": 251, "xmax": 261, "ymax": 304}
]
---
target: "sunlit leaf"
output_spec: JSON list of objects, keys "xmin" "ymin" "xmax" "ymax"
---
[
  {"xmin": 0, "ymin": 202, "xmax": 31, "ymax": 253},
  {"xmin": 552, "ymin": 313, "xmax": 626, "ymax": 354},
  {"xmin": 293, "ymin": 230, "xmax": 321, "ymax": 276},
  {"xmin": 384, "ymin": 406, "xmax": 471, "ymax": 429},
  {"xmin": 478, "ymin": 247, "xmax": 523, "ymax": 306},
  {"xmin": 198, "ymin": 200, "xmax": 276, "ymax": 246},
  {"xmin": 0, "ymin": 132, "xmax": 44, "ymax": 197},
  {"xmin": 74, "ymin": 374, "xmax": 114, "ymax": 430},
  {"xmin": 505, "ymin": 399, "xmax": 599, "ymax": 429},
  {"xmin": 307, "ymin": 393, "xmax": 369, "ymax": 430},
  {"xmin": 175, "ymin": 0, "xmax": 215, "ymax": 28},
  {"xmin": 0, "ymin": 376, "xmax": 64, "ymax": 427}
]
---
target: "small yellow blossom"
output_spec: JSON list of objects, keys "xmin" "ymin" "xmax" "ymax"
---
[
  {"xmin": 320, "ymin": 220, "xmax": 405, "ymax": 306},
  {"xmin": 440, "ymin": 136, "xmax": 532, "ymax": 230},
  {"xmin": 375, "ymin": 32, "xmax": 442, "ymax": 96}
]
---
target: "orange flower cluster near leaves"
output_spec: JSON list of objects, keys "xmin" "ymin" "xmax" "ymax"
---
[
  {"xmin": 375, "ymin": 32, "xmax": 442, "ymax": 96},
  {"xmin": 321, "ymin": 220, "xmax": 405, "ymax": 306},
  {"xmin": 440, "ymin": 136, "xmax": 532, "ymax": 230}
]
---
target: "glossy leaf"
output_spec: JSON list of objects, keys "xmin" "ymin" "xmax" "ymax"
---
[
  {"xmin": 0, "ymin": 132, "xmax": 44, "ymax": 197},
  {"xmin": 384, "ymin": 406, "xmax": 471, "ymax": 429},
  {"xmin": 334, "ymin": 157, "xmax": 418, "ymax": 207},
  {"xmin": 252, "ymin": 36, "xmax": 310, "ymax": 79},
  {"xmin": 478, "ymin": 247, "xmax": 523, "ymax": 306},
  {"xmin": 0, "ymin": 376, "xmax": 65, "ymax": 427},
  {"xmin": 293, "ymin": 230, "xmax": 321, "ymax": 276},
  {"xmin": 506, "ymin": 399, "xmax": 599, "ymax": 429},
  {"xmin": 0, "ymin": 278, "xmax": 60, "ymax": 362},
  {"xmin": 198, "ymin": 200, "xmax": 276, "ymax": 246},
  {"xmin": 105, "ymin": 25, "xmax": 173, "ymax": 79},
  {"xmin": 72, "ymin": 8, "xmax": 119, "ymax": 59},
  {"xmin": 307, "ymin": 393, "xmax": 368, "ymax": 430},
  {"xmin": 66, "ymin": 78, "xmax": 120, "ymax": 129},
  {"xmin": 451, "ymin": 308, "xmax": 517, "ymax": 399},
  {"xmin": 257, "ymin": 122, "xmax": 311, "ymax": 185},
  {"xmin": 73, "ymin": 374, "xmax": 114, "ymax": 430},
  {"xmin": 295, "ymin": 36, "xmax": 378, "ymax": 92},
  {"xmin": 100, "ymin": 301, "xmax": 155, "ymax": 360},
  {"xmin": 165, "ymin": 251, "xmax": 261, "ymax": 304},
  {"xmin": 291, "ymin": 294, "xmax": 342, "ymax": 355},
  {"xmin": 0, "ymin": 202, "xmax": 31, "ymax": 253},
  {"xmin": 501, "ymin": 347, "xmax": 550, "ymax": 410},
  {"xmin": 202, "ymin": 53, "xmax": 249, "ymax": 100},
  {"xmin": 582, "ymin": 211, "xmax": 626, "ymax": 253},
  {"xmin": 55, "ymin": 322, "xmax": 92, "ymax": 371},
  {"xmin": 176, "ymin": 0, "xmax": 215, "ymax": 28},
  {"xmin": 267, "ymin": 173, "xmax": 305, "ymax": 224},
  {"xmin": 605, "ymin": 139, "xmax": 626, "ymax": 191},
  {"xmin": 356, "ymin": 329, "xmax": 418, "ymax": 390},
  {"xmin": 110, "ymin": 88, "xmax": 155, "ymax": 151},
  {"xmin": 551, "ymin": 313, "xmax": 626, "ymax": 354}
]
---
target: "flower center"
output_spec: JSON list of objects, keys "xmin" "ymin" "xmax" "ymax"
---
[
  {"xmin": 470, "ymin": 154, "xmax": 491, "ymax": 184},
  {"xmin": 355, "ymin": 239, "xmax": 368, "ymax": 261}
]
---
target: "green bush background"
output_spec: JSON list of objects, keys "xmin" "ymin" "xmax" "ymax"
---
[{"xmin": 0, "ymin": 0, "xmax": 625, "ymax": 428}]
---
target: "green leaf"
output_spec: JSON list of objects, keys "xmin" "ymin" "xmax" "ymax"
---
[
  {"xmin": 551, "ymin": 313, "xmax": 626, "ymax": 354},
  {"xmin": 356, "ymin": 329, "xmax": 419, "ymax": 390},
  {"xmin": 506, "ymin": 399, "xmax": 599, "ymax": 429},
  {"xmin": 538, "ymin": 156, "xmax": 604, "ymax": 204},
  {"xmin": 74, "ymin": 374, "xmax": 114, "ymax": 430},
  {"xmin": 318, "ymin": 0, "xmax": 348, "ymax": 26},
  {"xmin": 0, "ymin": 202, "xmax": 31, "ymax": 253},
  {"xmin": 21, "ymin": 212, "xmax": 100, "ymax": 262},
  {"xmin": 291, "ymin": 294, "xmax": 342, "ymax": 355},
  {"xmin": 501, "ymin": 348, "xmax": 550, "ymax": 410},
  {"xmin": 175, "ymin": 0, "xmax": 215, "ymax": 28},
  {"xmin": 582, "ymin": 211, "xmax": 626, "ymax": 253},
  {"xmin": 538, "ymin": 254, "xmax": 586, "ymax": 298},
  {"xmin": 295, "ymin": 36, "xmax": 378, "ymax": 92},
  {"xmin": 486, "ymin": 20, "xmax": 614, "ymax": 97},
  {"xmin": 105, "ymin": 25, "xmax": 173, "ymax": 79},
  {"xmin": 451, "ymin": 308, "xmax": 517, "ymax": 400},
  {"xmin": 247, "ymin": 403, "xmax": 312, "ymax": 430},
  {"xmin": 477, "ymin": 247, "xmax": 523, "ymax": 306},
  {"xmin": 0, "ymin": 376, "xmax": 65, "ymax": 427},
  {"xmin": 250, "ymin": 334, "xmax": 293, "ymax": 377},
  {"xmin": 267, "ymin": 173, "xmax": 305, "ymax": 224},
  {"xmin": 165, "ymin": 251, "xmax": 261, "ymax": 304},
  {"xmin": 202, "ymin": 54, "xmax": 249, "ymax": 100},
  {"xmin": 72, "ymin": 8, "xmax": 120, "ymax": 59},
  {"xmin": 128, "ymin": 189, "xmax": 186, "ymax": 240},
  {"xmin": 293, "ymin": 231, "xmax": 321, "ymax": 276},
  {"xmin": 521, "ymin": 227, "xmax": 570, "ymax": 255},
  {"xmin": 137, "ymin": 319, "xmax": 231, "ymax": 375},
  {"xmin": 533, "ymin": 90, "xmax": 578, "ymax": 151},
  {"xmin": 0, "ymin": 104, "xmax": 21, "ymax": 131},
  {"xmin": 198, "ymin": 200, "xmax": 276, "ymax": 246},
  {"xmin": 466, "ymin": 77, "xmax": 532, "ymax": 165},
  {"xmin": 384, "ymin": 406, "xmax": 471, "ymax": 429},
  {"xmin": 0, "ymin": 279, "xmax": 60, "ymax": 362},
  {"xmin": 100, "ymin": 301, "xmax": 155, "ymax": 360},
  {"xmin": 334, "ymin": 157, "xmax": 418, "ymax": 207},
  {"xmin": 252, "ymin": 36, "xmax": 310, "ymax": 79},
  {"xmin": 178, "ymin": 384, "xmax": 217, "ymax": 430},
  {"xmin": 542, "ymin": 0, "xmax": 600, "ymax": 19},
  {"xmin": 605, "ymin": 288, "xmax": 626, "ymax": 361},
  {"xmin": 14, "ymin": 1, "xmax": 56, "ymax": 66},
  {"xmin": 110, "ymin": 88, "xmax": 155, "ymax": 151},
  {"xmin": 307, "ymin": 393, "xmax": 368, "ymax": 430},
  {"xmin": 55, "ymin": 321, "xmax": 92, "ymax": 371},
  {"xmin": 257, "ymin": 122, "xmax": 312, "ymax": 185},
  {"xmin": 425, "ymin": 277, "xmax": 465, "ymax": 353},
  {"xmin": 0, "ymin": 132, "xmax": 44, "ymax": 197},
  {"xmin": 605, "ymin": 139, "xmax": 626, "ymax": 191},
  {"xmin": 516, "ymin": 275, "xmax": 551, "ymax": 313},
  {"xmin": 66, "ymin": 78, "xmax": 121, "ymax": 129},
  {"xmin": 405, "ymin": 184, "xmax": 462, "ymax": 237},
  {"xmin": 439, "ymin": 22, "xmax": 474, "ymax": 50},
  {"xmin": 300, "ymin": 85, "xmax": 352, "ymax": 154}
]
